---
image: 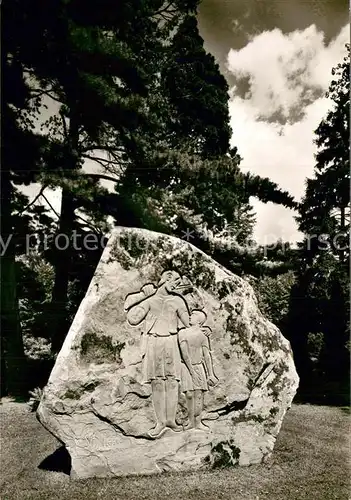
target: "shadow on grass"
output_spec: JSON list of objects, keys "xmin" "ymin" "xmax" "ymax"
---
[
  {"xmin": 294, "ymin": 380, "xmax": 350, "ymax": 407},
  {"xmin": 39, "ymin": 445, "xmax": 71, "ymax": 475}
]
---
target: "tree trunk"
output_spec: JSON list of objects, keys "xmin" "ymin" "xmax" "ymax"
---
[
  {"xmin": 50, "ymin": 188, "xmax": 76, "ymax": 352},
  {"xmin": 50, "ymin": 112, "xmax": 79, "ymax": 353},
  {"xmin": 339, "ymin": 205, "xmax": 346, "ymax": 264},
  {"xmin": 0, "ymin": 169, "xmax": 27, "ymax": 397}
]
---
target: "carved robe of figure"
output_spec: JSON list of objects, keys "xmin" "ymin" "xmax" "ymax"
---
[{"xmin": 125, "ymin": 271, "xmax": 190, "ymax": 438}]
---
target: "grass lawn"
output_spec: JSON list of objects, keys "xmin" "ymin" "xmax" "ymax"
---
[{"xmin": 0, "ymin": 402, "xmax": 349, "ymax": 500}]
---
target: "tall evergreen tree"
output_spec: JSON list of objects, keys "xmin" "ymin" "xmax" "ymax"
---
[
  {"xmin": 1, "ymin": 32, "xmax": 47, "ymax": 395},
  {"xmin": 162, "ymin": 15, "xmax": 231, "ymax": 157},
  {"xmin": 298, "ymin": 44, "xmax": 350, "ymax": 265},
  {"xmin": 5, "ymin": 0, "xmax": 201, "ymax": 352},
  {"xmin": 288, "ymin": 45, "xmax": 350, "ymax": 403},
  {"xmin": 3, "ymin": 0, "xmax": 300, "ymax": 374}
]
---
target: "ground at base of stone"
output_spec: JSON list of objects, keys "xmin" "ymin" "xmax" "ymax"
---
[{"xmin": 0, "ymin": 402, "xmax": 349, "ymax": 500}]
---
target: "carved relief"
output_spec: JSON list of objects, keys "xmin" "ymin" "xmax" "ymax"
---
[
  {"xmin": 124, "ymin": 270, "xmax": 217, "ymax": 438},
  {"xmin": 179, "ymin": 310, "xmax": 218, "ymax": 430}
]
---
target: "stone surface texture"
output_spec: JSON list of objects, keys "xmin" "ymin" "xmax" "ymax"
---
[{"xmin": 37, "ymin": 227, "xmax": 299, "ymax": 478}]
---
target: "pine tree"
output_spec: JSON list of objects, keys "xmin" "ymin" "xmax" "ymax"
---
[
  {"xmin": 3, "ymin": 0, "xmax": 300, "ymax": 367},
  {"xmin": 288, "ymin": 45, "xmax": 350, "ymax": 403},
  {"xmin": 1, "ymin": 29, "xmax": 48, "ymax": 395},
  {"xmin": 114, "ymin": 13, "xmax": 297, "ymax": 246},
  {"xmin": 6, "ymin": 0, "xmax": 201, "ymax": 351},
  {"xmin": 162, "ymin": 15, "xmax": 231, "ymax": 157}
]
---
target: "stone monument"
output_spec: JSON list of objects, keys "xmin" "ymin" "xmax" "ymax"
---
[{"xmin": 37, "ymin": 227, "xmax": 299, "ymax": 478}]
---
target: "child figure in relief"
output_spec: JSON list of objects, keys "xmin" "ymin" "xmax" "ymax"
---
[{"xmin": 178, "ymin": 310, "xmax": 218, "ymax": 430}]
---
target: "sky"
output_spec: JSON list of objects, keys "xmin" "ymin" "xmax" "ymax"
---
[
  {"xmin": 197, "ymin": 0, "xmax": 349, "ymax": 243},
  {"xmin": 22, "ymin": 0, "xmax": 349, "ymax": 244}
]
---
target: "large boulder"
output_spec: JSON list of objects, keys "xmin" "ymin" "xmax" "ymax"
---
[{"xmin": 37, "ymin": 227, "xmax": 299, "ymax": 478}]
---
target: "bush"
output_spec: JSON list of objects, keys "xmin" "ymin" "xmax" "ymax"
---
[{"xmin": 246, "ymin": 271, "xmax": 295, "ymax": 333}]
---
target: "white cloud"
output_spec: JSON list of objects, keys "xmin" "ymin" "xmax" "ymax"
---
[{"xmin": 227, "ymin": 24, "xmax": 349, "ymax": 243}]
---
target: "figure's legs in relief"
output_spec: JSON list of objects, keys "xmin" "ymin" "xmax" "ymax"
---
[
  {"xmin": 149, "ymin": 379, "xmax": 167, "ymax": 437},
  {"xmin": 184, "ymin": 391, "xmax": 195, "ymax": 430},
  {"xmin": 165, "ymin": 377, "xmax": 182, "ymax": 431},
  {"xmin": 194, "ymin": 389, "xmax": 208, "ymax": 430}
]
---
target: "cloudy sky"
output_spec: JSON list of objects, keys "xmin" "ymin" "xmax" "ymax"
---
[
  {"xmin": 198, "ymin": 0, "xmax": 349, "ymax": 243},
  {"xmin": 23, "ymin": 0, "xmax": 349, "ymax": 244}
]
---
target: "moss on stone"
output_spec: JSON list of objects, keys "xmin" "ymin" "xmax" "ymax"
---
[
  {"xmin": 119, "ymin": 233, "xmax": 148, "ymax": 260},
  {"xmin": 254, "ymin": 318, "xmax": 282, "ymax": 353},
  {"xmin": 223, "ymin": 301, "xmax": 234, "ymax": 314},
  {"xmin": 226, "ymin": 311, "xmax": 252, "ymax": 356},
  {"xmin": 216, "ymin": 281, "xmax": 232, "ymax": 300},
  {"xmin": 215, "ymin": 279, "xmax": 243, "ymax": 301},
  {"xmin": 114, "ymin": 341, "xmax": 125, "ymax": 364},
  {"xmin": 80, "ymin": 332, "xmax": 125, "ymax": 365},
  {"xmin": 269, "ymin": 406, "xmax": 279, "ymax": 417},
  {"xmin": 113, "ymin": 231, "xmax": 219, "ymax": 291},
  {"xmin": 63, "ymin": 388, "xmax": 81, "ymax": 400},
  {"xmin": 108, "ymin": 231, "xmax": 154, "ymax": 269},
  {"xmin": 266, "ymin": 363, "xmax": 289, "ymax": 401},
  {"xmin": 108, "ymin": 244, "xmax": 132, "ymax": 270},
  {"xmin": 246, "ymin": 378, "xmax": 255, "ymax": 391},
  {"xmin": 207, "ymin": 440, "xmax": 241, "ymax": 469},
  {"xmin": 63, "ymin": 381, "xmax": 100, "ymax": 400},
  {"xmin": 251, "ymin": 414, "xmax": 265, "ymax": 423},
  {"xmin": 231, "ymin": 413, "xmax": 246, "ymax": 425},
  {"xmin": 231, "ymin": 413, "xmax": 265, "ymax": 425},
  {"xmin": 153, "ymin": 245, "xmax": 217, "ymax": 291}
]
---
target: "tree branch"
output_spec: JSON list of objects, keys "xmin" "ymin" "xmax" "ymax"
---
[
  {"xmin": 41, "ymin": 192, "xmax": 60, "ymax": 219},
  {"xmin": 82, "ymin": 154, "xmax": 121, "ymax": 165},
  {"xmin": 15, "ymin": 186, "xmax": 46, "ymax": 215},
  {"xmin": 81, "ymin": 145, "xmax": 125, "ymax": 154},
  {"xmin": 154, "ymin": 1, "xmax": 174, "ymax": 16},
  {"xmin": 82, "ymin": 156, "xmax": 126, "ymax": 176},
  {"xmin": 30, "ymin": 89, "xmax": 63, "ymax": 105},
  {"xmin": 82, "ymin": 172, "xmax": 120, "ymax": 184},
  {"xmin": 60, "ymin": 112, "xmax": 69, "ymax": 141},
  {"xmin": 75, "ymin": 213, "xmax": 101, "ymax": 233}
]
